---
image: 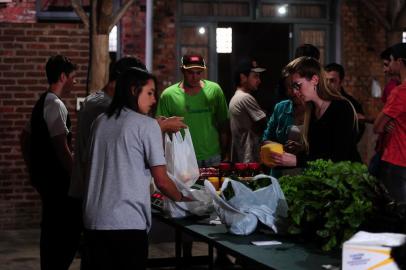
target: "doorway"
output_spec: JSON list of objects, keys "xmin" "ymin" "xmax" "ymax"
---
[{"xmin": 217, "ymin": 23, "xmax": 290, "ymax": 115}]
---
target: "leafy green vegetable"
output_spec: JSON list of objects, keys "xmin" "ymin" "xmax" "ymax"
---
[
  {"xmin": 221, "ymin": 176, "xmax": 272, "ymax": 201},
  {"xmin": 222, "ymin": 181, "xmax": 235, "ymax": 201},
  {"xmin": 279, "ymin": 159, "xmax": 382, "ymax": 251}
]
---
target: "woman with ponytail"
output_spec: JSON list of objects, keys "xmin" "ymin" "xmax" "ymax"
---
[{"xmin": 266, "ymin": 56, "xmax": 361, "ymax": 168}]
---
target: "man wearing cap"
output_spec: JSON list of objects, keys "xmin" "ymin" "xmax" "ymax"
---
[
  {"xmin": 157, "ymin": 54, "xmax": 229, "ymax": 167},
  {"xmin": 229, "ymin": 59, "xmax": 267, "ymax": 162},
  {"xmin": 374, "ymin": 42, "xmax": 406, "ymax": 205}
]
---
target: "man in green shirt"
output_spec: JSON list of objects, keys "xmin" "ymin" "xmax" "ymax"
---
[{"xmin": 157, "ymin": 54, "xmax": 230, "ymax": 167}]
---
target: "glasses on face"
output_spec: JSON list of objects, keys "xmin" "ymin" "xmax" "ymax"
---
[{"xmin": 291, "ymin": 82, "xmax": 302, "ymax": 91}]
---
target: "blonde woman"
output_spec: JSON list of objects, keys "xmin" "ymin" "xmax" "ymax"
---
[{"xmin": 268, "ymin": 57, "xmax": 360, "ymax": 167}]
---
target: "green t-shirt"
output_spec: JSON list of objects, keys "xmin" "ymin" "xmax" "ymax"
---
[{"xmin": 156, "ymin": 80, "xmax": 229, "ymax": 161}]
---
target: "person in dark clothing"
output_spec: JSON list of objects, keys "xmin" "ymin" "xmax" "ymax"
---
[
  {"xmin": 324, "ymin": 62, "xmax": 366, "ymax": 143},
  {"xmin": 265, "ymin": 57, "xmax": 360, "ymax": 168},
  {"xmin": 20, "ymin": 55, "xmax": 82, "ymax": 270}
]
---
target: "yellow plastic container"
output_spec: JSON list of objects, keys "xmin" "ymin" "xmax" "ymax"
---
[
  {"xmin": 208, "ymin": 177, "xmax": 220, "ymax": 190},
  {"xmin": 260, "ymin": 142, "xmax": 284, "ymax": 167}
]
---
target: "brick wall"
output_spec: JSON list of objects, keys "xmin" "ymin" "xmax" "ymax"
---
[
  {"xmin": 0, "ymin": 22, "xmax": 89, "ymax": 229},
  {"xmin": 342, "ymin": 0, "xmax": 388, "ymax": 116},
  {"xmin": 341, "ymin": 0, "xmax": 391, "ymax": 163},
  {"xmin": 121, "ymin": 1, "xmax": 146, "ymax": 61},
  {"xmin": 152, "ymin": 0, "xmax": 177, "ymax": 92},
  {"xmin": 120, "ymin": 0, "xmax": 177, "ymax": 93}
]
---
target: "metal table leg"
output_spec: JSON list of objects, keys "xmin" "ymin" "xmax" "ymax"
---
[{"xmin": 208, "ymin": 243, "xmax": 214, "ymax": 270}]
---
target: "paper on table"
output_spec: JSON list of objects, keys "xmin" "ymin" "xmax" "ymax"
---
[{"xmin": 251, "ymin": 240, "xmax": 282, "ymax": 246}]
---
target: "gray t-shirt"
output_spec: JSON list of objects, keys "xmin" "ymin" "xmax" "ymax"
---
[
  {"xmin": 229, "ymin": 89, "xmax": 266, "ymax": 163},
  {"xmin": 70, "ymin": 91, "xmax": 112, "ymax": 198},
  {"xmin": 25, "ymin": 92, "xmax": 69, "ymax": 137},
  {"xmin": 83, "ymin": 108, "xmax": 166, "ymax": 231}
]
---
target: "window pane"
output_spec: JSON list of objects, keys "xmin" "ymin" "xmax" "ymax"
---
[
  {"xmin": 261, "ymin": 3, "xmax": 327, "ymax": 19},
  {"xmin": 216, "ymin": 28, "xmax": 232, "ymax": 53},
  {"xmin": 299, "ymin": 30, "xmax": 326, "ymax": 64}
]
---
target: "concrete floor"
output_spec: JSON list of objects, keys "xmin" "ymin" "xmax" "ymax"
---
[{"xmin": 0, "ymin": 221, "xmax": 239, "ymax": 270}]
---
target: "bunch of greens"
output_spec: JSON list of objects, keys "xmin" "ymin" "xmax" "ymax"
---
[
  {"xmin": 279, "ymin": 159, "xmax": 383, "ymax": 251},
  {"xmin": 221, "ymin": 176, "xmax": 271, "ymax": 201}
]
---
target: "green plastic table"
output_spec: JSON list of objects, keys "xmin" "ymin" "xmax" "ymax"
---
[{"xmin": 150, "ymin": 211, "xmax": 341, "ymax": 270}]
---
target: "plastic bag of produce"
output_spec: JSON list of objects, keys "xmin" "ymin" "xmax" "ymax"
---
[
  {"xmin": 162, "ymin": 186, "xmax": 214, "ymax": 218},
  {"xmin": 205, "ymin": 175, "xmax": 288, "ymax": 235},
  {"xmin": 205, "ymin": 180, "xmax": 258, "ymax": 235},
  {"xmin": 164, "ymin": 129, "xmax": 200, "ymax": 189}
]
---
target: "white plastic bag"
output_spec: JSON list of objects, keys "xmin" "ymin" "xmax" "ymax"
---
[
  {"xmin": 205, "ymin": 180, "xmax": 258, "ymax": 235},
  {"xmin": 164, "ymin": 129, "xmax": 200, "ymax": 189},
  {"xmin": 162, "ymin": 187, "xmax": 214, "ymax": 218},
  {"xmin": 205, "ymin": 175, "xmax": 288, "ymax": 235},
  {"xmin": 162, "ymin": 130, "xmax": 212, "ymax": 218}
]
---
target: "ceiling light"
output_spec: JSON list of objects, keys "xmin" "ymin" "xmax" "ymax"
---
[
  {"xmin": 198, "ymin": 27, "xmax": 206, "ymax": 35},
  {"xmin": 277, "ymin": 5, "xmax": 288, "ymax": 16}
]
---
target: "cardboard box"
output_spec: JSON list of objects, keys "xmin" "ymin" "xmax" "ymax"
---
[{"xmin": 342, "ymin": 231, "xmax": 406, "ymax": 270}]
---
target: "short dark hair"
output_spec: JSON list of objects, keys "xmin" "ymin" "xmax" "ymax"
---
[
  {"xmin": 390, "ymin": 43, "xmax": 406, "ymax": 66},
  {"xmin": 107, "ymin": 67, "xmax": 157, "ymax": 118},
  {"xmin": 45, "ymin": 55, "xmax": 77, "ymax": 84},
  {"xmin": 325, "ymin": 62, "xmax": 345, "ymax": 81},
  {"xmin": 109, "ymin": 56, "xmax": 147, "ymax": 82},
  {"xmin": 380, "ymin": 48, "xmax": 392, "ymax": 61},
  {"xmin": 295, "ymin": 44, "xmax": 320, "ymax": 60}
]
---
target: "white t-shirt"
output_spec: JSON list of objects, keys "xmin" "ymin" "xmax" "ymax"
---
[{"xmin": 83, "ymin": 108, "xmax": 166, "ymax": 231}]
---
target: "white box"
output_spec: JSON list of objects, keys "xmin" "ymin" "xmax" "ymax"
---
[{"xmin": 342, "ymin": 231, "xmax": 406, "ymax": 270}]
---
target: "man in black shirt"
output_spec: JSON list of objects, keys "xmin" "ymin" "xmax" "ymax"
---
[{"xmin": 325, "ymin": 63, "xmax": 366, "ymax": 143}]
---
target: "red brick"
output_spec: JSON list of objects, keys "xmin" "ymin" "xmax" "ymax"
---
[
  {"xmin": 25, "ymin": 58, "xmax": 46, "ymax": 63},
  {"xmin": 3, "ymin": 29, "xmax": 25, "ymax": 35},
  {"xmin": 26, "ymin": 43, "xmax": 48, "ymax": 50},
  {"xmin": 16, "ymin": 36, "xmax": 37, "ymax": 42},
  {"xmin": 0, "ymin": 36, "xmax": 15, "ymax": 42},
  {"xmin": 16, "ymin": 50, "xmax": 37, "ymax": 56},
  {"xmin": 0, "ymin": 79, "xmax": 15, "ymax": 85},
  {"xmin": 5, "ymin": 86, "xmax": 26, "ymax": 91},
  {"xmin": 3, "ymin": 72, "xmax": 24, "ymax": 77},
  {"xmin": 0, "ymin": 65, "xmax": 12, "ymax": 71},
  {"xmin": 3, "ymin": 100, "xmax": 24, "ymax": 106},
  {"xmin": 14, "ymin": 65, "xmax": 34, "ymax": 70},
  {"xmin": 39, "ymin": 37, "xmax": 57, "ymax": 42},
  {"xmin": 3, "ymin": 58, "xmax": 24, "ymax": 64},
  {"xmin": 2, "ymin": 43, "xmax": 23, "ymax": 49},
  {"xmin": 17, "ymin": 79, "xmax": 38, "ymax": 84}
]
